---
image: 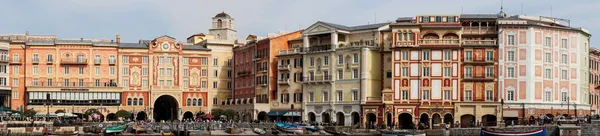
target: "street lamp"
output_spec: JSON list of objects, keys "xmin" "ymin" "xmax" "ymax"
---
[{"xmin": 561, "ymin": 96, "xmax": 577, "ymax": 118}]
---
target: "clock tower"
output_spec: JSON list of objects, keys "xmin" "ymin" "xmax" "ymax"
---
[{"xmin": 209, "ymin": 12, "xmax": 237, "ymax": 41}]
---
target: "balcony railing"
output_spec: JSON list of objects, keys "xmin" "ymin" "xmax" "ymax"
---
[
  {"xmin": 9, "ymin": 58, "xmax": 22, "ymax": 64},
  {"xmin": 418, "ymin": 39, "xmax": 460, "ymax": 45},
  {"xmin": 94, "ymin": 59, "xmax": 101, "ymax": 65},
  {"xmin": 108, "ymin": 59, "xmax": 116, "ymax": 65},
  {"xmin": 366, "ymin": 97, "xmax": 382, "ymax": 101},
  {"xmin": 462, "ymin": 40, "xmax": 497, "ymax": 46},
  {"xmin": 338, "ymin": 43, "xmax": 380, "ymax": 50},
  {"xmin": 277, "ymin": 64, "xmax": 290, "ymax": 71},
  {"xmin": 394, "ymin": 41, "xmax": 416, "ymax": 47},
  {"xmin": 61, "ymin": 58, "xmax": 88, "ymax": 65},
  {"xmin": 47, "ymin": 59, "xmax": 54, "ymax": 64},
  {"xmin": 32, "ymin": 58, "xmax": 39, "ymax": 64},
  {"xmin": 462, "ymin": 26, "xmax": 497, "ymax": 35},
  {"xmin": 303, "ymin": 75, "xmax": 332, "ymax": 84},
  {"xmin": 462, "ymin": 76, "xmax": 495, "ymax": 82},
  {"xmin": 306, "ymin": 44, "xmax": 333, "ymax": 53},
  {"xmin": 278, "ymin": 48, "xmax": 305, "ymax": 56},
  {"xmin": 27, "ymin": 82, "xmax": 119, "ymax": 88},
  {"xmin": 277, "ymin": 79, "xmax": 290, "ymax": 84},
  {"xmin": 0, "ymin": 57, "xmax": 9, "ymax": 63}
]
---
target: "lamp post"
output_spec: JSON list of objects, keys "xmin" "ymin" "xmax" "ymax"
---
[{"xmin": 561, "ymin": 96, "xmax": 576, "ymax": 118}]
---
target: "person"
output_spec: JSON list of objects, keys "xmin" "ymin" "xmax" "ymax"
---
[
  {"xmin": 455, "ymin": 121, "xmax": 460, "ymax": 128},
  {"xmin": 445, "ymin": 122, "xmax": 450, "ymax": 130}
]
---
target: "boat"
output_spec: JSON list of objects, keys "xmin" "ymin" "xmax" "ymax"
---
[
  {"xmin": 380, "ymin": 131, "xmax": 426, "ymax": 136},
  {"xmin": 161, "ymin": 127, "xmax": 173, "ymax": 136},
  {"xmin": 275, "ymin": 122, "xmax": 304, "ymax": 134},
  {"xmin": 104, "ymin": 124, "xmax": 127, "ymax": 134},
  {"xmin": 253, "ymin": 128, "xmax": 267, "ymax": 135},
  {"xmin": 323, "ymin": 128, "xmax": 346, "ymax": 136},
  {"xmin": 132, "ymin": 124, "xmax": 151, "ymax": 133},
  {"xmin": 481, "ymin": 126, "xmax": 546, "ymax": 136},
  {"xmin": 298, "ymin": 123, "xmax": 317, "ymax": 132}
]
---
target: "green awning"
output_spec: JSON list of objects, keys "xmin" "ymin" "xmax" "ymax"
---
[{"xmin": 268, "ymin": 111, "xmax": 287, "ymax": 116}]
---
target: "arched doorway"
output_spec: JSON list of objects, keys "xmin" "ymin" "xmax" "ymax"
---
[
  {"xmin": 482, "ymin": 114, "xmax": 497, "ymax": 126},
  {"xmin": 398, "ymin": 113, "xmax": 413, "ymax": 129},
  {"xmin": 183, "ymin": 111, "xmax": 194, "ymax": 121},
  {"xmin": 136, "ymin": 111, "xmax": 147, "ymax": 121},
  {"xmin": 386, "ymin": 112, "xmax": 393, "ymax": 127},
  {"xmin": 336, "ymin": 112, "xmax": 345, "ymax": 126},
  {"xmin": 460, "ymin": 114, "xmax": 475, "ymax": 128},
  {"xmin": 419, "ymin": 113, "xmax": 430, "ymax": 129},
  {"xmin": 257, "ymin": 111, "xmax": 268, "ymax": 121},
  {"xmin": 308, "ymin": 112, "xmax": 316, "ymax": 123},
  {"xmin": 432, "ymin": 113, "xmax": 442, "ymax": 127},
  {"xmin": 107, "ymin": 113, "xmax": 117, "ymax": 121},
  {"xmin": 443, "ymin": 113, "xmax": 454, "ymax": 127},
  {"xmin": 322, "ymin": 112, "xmax": 331, "ymax": 124},
  {"xmin": 351, "ymin": 112, "xmax": 360, "ymax": 125},
  {"xmin": 366, "ymin": 113, "xmax": 376, "ymax": 129},
  {"xmin": 153, "ymin": 95, "xmax": 179, "ymax": 122}
]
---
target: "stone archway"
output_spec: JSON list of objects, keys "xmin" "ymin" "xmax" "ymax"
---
[
  {"xmin": 308, "ymin": 112, "xmax": 316, "ymax": 123},
  {"xmin": 351, "ymin": 112, "xmax": 360, "ymax": 125},
  {"xmin": 419, "ymin": 113, "xmax": 430, "ymax": 129},
  {"xmin": 322, "ymin": 112, "xmax": 331, "ymax": 124},
  {"xmin": 153, "ymin": 95, "xmax": 179, "ymax": 122},
  {"xmin": 257, "ymin": 111, "xmax": 268, "ymax": 121},
  {"xmin": 336, "ymin": 112, "xmax": 345, "ymax": 126},
  {"xmin": 432, "ymin": 113, "xmax": 442, "ymax": 127},
  {"xmin": 398, "ymin": 113, "xmax": 413, "ymax": 129},
  {"xmin": 460, "ymin": 114, "xmax": 475, "ymax": 128},
  {"xmin": 482, "ymin": 114, "xmax": 497, "ymax": 126},
  {"xmin": 107, "ymin": 113, "xmax": 117, "ymax": 121},
  {"xmin": 366, "ymin": 113, "xmax": 377, "ymax": 129},
  {"xmin": 386, "ymin": 112, "xmax": 393, "ymax": 127},
  {"xmin": 443, "ymin": 113, "xmax": 454, "ymax": 127},
  {"xmin": 183, "ymin": 111, "xmax": 194, "ymax": 121}
]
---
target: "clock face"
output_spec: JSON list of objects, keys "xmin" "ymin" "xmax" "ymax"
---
[{"xmin": 162, "ymin": 43, "xmax": 169, "ymax": 50}]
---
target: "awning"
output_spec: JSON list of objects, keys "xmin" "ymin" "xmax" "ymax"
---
[
  {"xmin": 268, "ymin": 111, "xmax": 287, "ymax": 116},
  {"xmin": 283, "ymin": 112, "xmax": 301, "ymax": 117},
  {"xmin": 503, "ymin": 111, "xmax": 519, "ymax": 117}
]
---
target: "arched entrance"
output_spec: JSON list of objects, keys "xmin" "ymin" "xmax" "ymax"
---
[
  {"xmin": 308, "ymin": 112, "xmax": 316, "ymax": 123},
  {"xmin": 366, "ymin": 113, "xmax": 376, "ymax": 129},
  {"xmin": 460, "ymin": 114, "xmax": 476, "ymax": 128},
  {"xmin": 257, "ymin": 111, "xmax": 268, "ymax": 121},
  {"xmin": 443, "ymin": 113, "xmax": 454, "ymax": 127},
  {"xmin": 482, "ymin": 114, "xmax": 497, "ymax": 126},
  {"xmin": 183, "ymin": 111, "xmax": 194, "ymax": 121},
  {"xmin": 398, "ymin": 113, "xmax": 413, "ymax": 129},
  {"xmin": 336, "ymin": 112, "xmax": 345, "ymax": 126},
  {"xmin": 322, "ymin": 112, "xmax": 331, "ymax": 124},
  {"xmin": 419, "ymin": 113, "xmax": 430, "ymax": 129},
  {"xmin": 432, "ymin": 113, "xmax": 442, "ymax": 127},
  {"xmin": 153, "ymin": 95, "xmax": 179, "ymax": 122},
  {"xmin": 107, "ymin": 113, "xmax": 117, "ymax": 121},
  {"xmin": 386, "ymin": 112, "xmax": 393, "ymax": 127},
  {"xmin": 136, "ymin": 111, "xmax": 147, "ymax": 121},
  {"xmin": 351, "ymin": 112, "xmax": 360, "ymax": 125}
]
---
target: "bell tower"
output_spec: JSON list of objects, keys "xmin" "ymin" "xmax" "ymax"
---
[{"xmin": 209, "ymin": 12, "xmax": 237, "ymax": 41}]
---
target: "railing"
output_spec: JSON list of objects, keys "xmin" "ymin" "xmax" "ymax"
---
[
  {"xmin": 61, "ymin": 58, "xmax": 88, "ymax": 64},
  {"xmin": 47, "ymin": 59, "xmax": 54, "ymax": 64},
  {"xmin": 463, "ymin": 26, "xmax": 497, "ymax": 35},
  {"xmin": 108, "ymin": 59, "xmax": 116, "ymax": 65},
  {"xmin": 277, "ymin": 79, "xmax": 290, "ymax": 84},
  {"xmin": 27, "ymin": 82, "xmax": 119, "ymax": 87},
  {"xmin": 277, "ymin": 64, "xmax": 290, "ymax": 70},
  {"xmin": 94, "ymin": 59, "xmax": 101, "ymax": 64},
  {"xmin": 366, "ymin": 97, "xmax": 382, "ymax": 101},
  {"xmin": 418, "ymin": 39, "xmax": 460, "ymax": 45},
  {"xmin": 462, "ymin": 40, "xmax": 497, "ymax": 45},
  {"xmin": 9, "ymin": 58, "xmax": 21, "ymax": 64},
  {"xmin": 394, "ymin": 41, "xmax": 416, "ymax": 47},
  {"xmin": 338, "ymin": 43, "xmax": 380, "ymax": 50},
  {"xmin": 0, "ymin": 57, "xmax": 9, "ymax": 63},
  {"xmin": 278, "ymin": 48, "xmax": 305, "ymax": 55},
  {"xmin": 303, "ymin": 75, "xmax": 332, "ymax": 83},
  {"xmin": 306, "ymin": 44, "xmax": 333, "ymax": 53},
  {"xmin": 32, "ymin": 58, "xmax": 39, "ymax": 63}
]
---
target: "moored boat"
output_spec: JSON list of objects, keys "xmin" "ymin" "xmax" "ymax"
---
[
  {"xmin": 104, "ymin": 124, "xmax": 126, "ymax": 134},
  {"xmin": 276, "ymin": 122, "xmax": 304, "ymax": 134},
  {"xmin": 481, "ymin": 126, "xmax": 546, "ymax": 136},
  {"xmin": 253, "ymin": 128, "xmax": 267, "ymax": 135}
]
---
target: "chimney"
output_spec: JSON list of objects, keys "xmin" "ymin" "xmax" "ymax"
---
[{"xmin": 116, "ymin": 35, "xmax": 121, "ymax": 44}]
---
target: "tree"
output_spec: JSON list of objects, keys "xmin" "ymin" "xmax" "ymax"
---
[
  {"xmin": 223, "ymin": 109, "xmax": 237, "ymax": 119},
  {"xmin": 115, "ymin": 110, "xmax": 131, "ymax": 119},
  {"xmin": 211, "ymin": 109, "xmax": 224, "ymax": 119},
  {"xmin": 23, "ymin": 109, "xmax": 37, "ymax": 117},
  {"xmin": 55, "ymin": 109, "xmax": 66, "ymax": 114}
]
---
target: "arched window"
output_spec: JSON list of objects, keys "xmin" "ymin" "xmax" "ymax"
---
[
  {"xmin": 133, "ymin": 98, "xmax": 138, "ymax": 106},
  {"xmin": 217, "ymin": 19, "xmax": 223, "ymax": 28},
  {"xmin": 127, "ymin": 98, "xmax": 132, "ymax": 106},
  {"xmin": 187, "ymin": 98, "xmax": 191, "ymax": 106},
  {"xmin": 193, "ymin": 99, "xmax": 197, "ymax": 106},
  {"xmin": 198, "ymin": 99, "xmax": 203, "ymax": 106},
  {"xmin": 139, "ymin": 98, "xmax": 144, "ymax": 106}
]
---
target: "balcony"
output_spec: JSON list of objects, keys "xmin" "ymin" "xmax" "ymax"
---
[
  {"xmin": 306, "ymin": 44, "xmax": 333, "ymax": 53},
  {"xmin": 9, "ymin": 58, "xmax": 22, "ymax": 65},
  {"xmin": 366, "ymin": 97, "xmax": 382, "ymax": 102},
  {"xmin": 463, "ymin": 60, "xmax": 494, "ymax": 65},
  {"xmin": 27, "ymin": 81, "xmax": 119, "ymax": 88},
  {"xmin": 277, "ymin": 64, "xmax": 290, "ymax": 71},
  {"xmin": 237, "ymin": 71, "xmax": 250, "ymax": 76},
  {"xmin": 418, "ymin": 39, "xmax": 460, "ymax": 45},
  {"xmin": 46, "ymin": 59, "xmax": 54, "ymax": 64},
  {"xmin": 462, "ymin": 26, "xmax": 497, "ymax": 35},
  {"xmin": 258, "ymin": 82, "xmax": 267, "ymax": 87},
  {"xmin": 302, "ymin": 75, "xmax": 333, "ymax": 84},
  {"xmin": 94, "ymin": 59, "xmax": 101, "ymax": 65},
  {"xmin": 32, "ymin": 58, "xmax": 39, "ymax": 64},
  {"xmin": 462, "ymin": 76, "xmax": 495, "ymax": 82},
  {"xmin": 337, "ymin": 43, "xmax": 380, "ymax": 50},
  {"xmin": 108, "ymin": 59, "xmax": 116, "ymax": 65},
  {"xmin": 278, "ymin": 48, "xmax": 305, "ymax": 56},
  {"xmin": 462, "ymin": 40, "xmax": 497, "ymax": 46},
  {"xmin": 277, "ymin": 79, "xmax": 290, "ymax": 84},
  {"xmin": 0, "ymin": 57, "xmax": 9, "ymax": 63},
  {"xmin": 394, "ymin": 41, "xmax": 417, "ymax": 47},
  {"xmin": 61, "ymin": 58, "xmax": 88, "ymax": 65}
]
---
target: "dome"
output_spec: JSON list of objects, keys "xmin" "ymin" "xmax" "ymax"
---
[{"xmin": 215, "ymin": 12, "xmax": 231, "ymax": 18}]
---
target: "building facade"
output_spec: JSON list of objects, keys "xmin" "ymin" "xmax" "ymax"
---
[
  {"xmin": 590, "ymin": 47, "xmax": 600, "ymax": 114},
  {"xmin": 0, "ymin": 38, "xmax": 10, "ymax": 108}
]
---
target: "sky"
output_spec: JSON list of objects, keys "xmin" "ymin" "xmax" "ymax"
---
[{"xmin": 0, "ymin": 0, "xmax": 597, "ymax": 47}]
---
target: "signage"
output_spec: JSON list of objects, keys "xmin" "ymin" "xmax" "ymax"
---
[{"xmin": 61, "ymin": 89, "xmax": 89, "ymax": 92}]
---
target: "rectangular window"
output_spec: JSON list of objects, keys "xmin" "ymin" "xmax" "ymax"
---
[
  {"xmin": 323, "ymin": 70, "xmax": 329, "ymax": 80},
  {"xmin": 465, "ymin": 67, "xmax": 472, "ymax": 78},
  {"xmin": 423, "ymin": 90, "xmax": 430, "ymax": 100},
  {"xmin": 32, "ymin": 66, "xmax": 38, "ymax": 75},
  {"xmin": 32, "ymin": 54, "xmax": 39, "ymax": 63},
  {"xmin": 561, "ymin": 92, "xmax": 568, "ymax": 102},
  {"xmin": 94, "ymin": 55, "xmax": 100, "ymax": 64},
  {"xmin": 123, "ymin": 56, "xmax": 129, "ymax": 64},
  {"xmin": 213, "ymin": 58, "xmax": 218, "ymax": 66},
  {"xmin": 507, "ymin": 51, "xmax": 515, "ymax": 61},
  {"xmin": 12, "ymin": 78, "xmax": 18, "ymax": 86},
  {"xmin": 310, "ymin": 57, "xmax": 315, "ymax": 66},
  {"xmin": 309, "ymin": 92, "xmax": 314, "ymax": 102},
  {"xmin": 32, "ymin": 78, "xmax": 38, "ymax": 86},
  {"xmin": 323, "ymin": 92, "xmax": 328, "ymax": 101},
  {"xmin": 486, "ymin": 67, "xmax": 494, "ymax": 78},
  {"xmin": 78, "ymin": 79, "xmax": 84, "ymax": 87},
  {"xmin": 465, "ymin": 90, "xmax": 473, "ymax": 101},
  {"xmin": 545, "ymin": 53, "xmax": 551, "ymax": 63},
  {"xmin": 465, "ymin": 51, "xmax": 472, "ymax": 61},
  {"xmin": 64, "ymin": 66, "xmax": 69, "ymax": 74},
  {"xmin": 486, "ymin": 51, "xmax": 494, "ymax": 61},
  {"xmin": 338, "ymin": 55, "xmax": 344, "ymax": 65},
  {"xmin": 182, "ymin": 57, "xmax": 188, "ymax": 65},
  {"xmin": 402, "ymin": 67, "xmax": 409, "ymax": 77},
  {"xmin": 201, "ymin": 58, "xmax": 207, "ymax": 65},
  {"xmin": 444, "ymin": 90, "xmax": 451, "ymax": 100},
  {"xmin": 352, "ymin": 90, "xmax": 358, "ymax": 101},
  {"xmin": 159, "ymin": 68, "xmax": 164, "ymax": 76},
  {"xmin": 486, "ymin": 90, "xmax": 493, "ymax": 101},
  {"xmin": 159, "ymin": 80, "xmax": 164, "ymax": 86},
  {"xmin": 47, "ymin": 54, "xmax": 53, "ymax": 62},
  {"xmin": 561, "ymin": 70, "xmax": 568, "ymax": 80},
  {"xmin": 95, "ymin": 67, "xmax": 100, "ymax": 75},
  {"xmin": 214, "ymin": 70, "xmax": 218, "ymax": 77},
  {"xmin": 338, "ymin": 70, "xmax": 343, "ymax": 79},
  {"xmin": 561, "ymin": 54, "xmax": 567, "ymax": 64},
  {"xmin": 124, "ymin": 79, "xmax": 129, "ymax": 88},
  {"xmin": 423, "ymin": 67, "xmax": 430, "ymax": 77},
  {"xmin": 123, "ymin": 68, "xmax": 129, "ymax": 76},
  {"xmin": 353, "ymin": 53, "xmax": 359, "ymax": 63},
  {"xmin": 386, "ymin": 72, "xmax": 392, "ymax": 78},
  {"xmin": 402, "ymin": 90, "xmax": 408, "ymax": 100},
  {"xmin": 64, "ymin": 79, "xmax": 70, "ymax": 86},
  {"xmin": 109, "ymin": 56, "xmax": 115, "ymax": 64},
  {"xmin": 507, "ymin": 67, "xmax": 515, "ymax": 78},
  {"xmin": 142, "ymin": 68, "xmax": 148, "ymax": 76},
  {"xmin": 444, "ymin": 67, "xmax": 451, "ymax": 77},
  {"xmin": 545, "ymin": 68, "xmax": 552, "ymax": 79},
  {"xmin": 12, "ymin": 66, "xmax": 18, "ymax": 74},
  {"xmin": 167, "ymin": 68, "xmax": 172, "ymax": 76},
  {"xmin": 324, "ymin": 56, "xmax": 329, "ymax": 66},
  {"xmin": 227, "ymin": 59, "xmax": 232, "ymax": 66},
  {"xmin": 110, "ymin": 67, "xmax": 115, "ymax": 75},
  {"xmin": 423, "ymin": 51, "xmax": 430, "ymax": 60},
  {"xmin": 508, "ymin": 90, "xmax": 515, "ymax": 101},
  {"xmin": 353, "ymin": 69, "xmax": 359, "ymax": 79},
  {"xmin": 508, "ymin": 35, "xmax": 515, "ymax": 45},
  {"xmin": 227, "ymin": 70, "xmax": 232, "ymax": 78},
  {"xmin": 47, "ymin": 66, "xmax": 52, "ymax": 75},
  {"xmin": 545, "ymin": 91, "xmax": 551, "ymax": 102},
  {"xmin": 402, "ymin": 51, "xmax": 409, "ymax": 60},
  {"xmin": 142, "ymin": 80, "xmax": 148, "ymax": 88},
  {"xmin": 201, "ymin": 69, "xmax": 207, "ymax": 77},
  {"xmin": 227, "ymin": 81, "xmax": 232, "ymax": 89},
  {"xmin": 78, "ymin": 67, "xmax": 84, "ymax": 75},
  {"xmin": 545, "ymin": 37, "xmax": 551, "ymax": 47},
  {"xmin": 213, "ymin": 81, "xmax": 217, "ymax": 88},
  {"xmin": 561, "ymin": 39, "xmax": 568, "ymax": 49},
  {"xmin": 183, "ymin": 80, "xmax": 189, "ymax": 88},
  {"xmin": 337, "ymin": 91, "xmax": 343, "ymax": 101},
  {"xmin": 95, "ymin": 79, "xmax": 99, "ymax": 87},
  {"xmin": 167, "ymin": 80, "xmax": 172, "ymax": 86},
  {"xmin": 201, "ymin": 81, "xmax": 207, "ymax": 88},
  {"xmin": 142, "ymin": 56, "xmax": 148, "ymax": 64},
  {"xmin": 444, "ymin": 50, "xmax": 451, "ymax": 60}
]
